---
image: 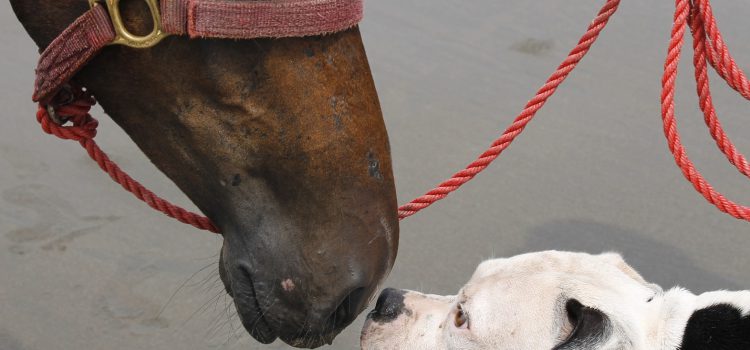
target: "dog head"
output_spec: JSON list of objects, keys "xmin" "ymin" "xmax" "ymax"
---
[{"xmin": 361, "ymin": 251, "xmax": 664, "ymax": 349}]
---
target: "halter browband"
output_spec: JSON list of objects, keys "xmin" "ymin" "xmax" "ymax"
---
[{"xmin": 33, "ymin": 0, "xmax": 364, "ymax": 103}]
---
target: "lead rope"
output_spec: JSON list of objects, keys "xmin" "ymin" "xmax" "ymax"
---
[
  {"xmin": 397, "ymin": 0, "xmax": 621, "ymax": 219},
  {"xmin": 37, "ymin": 89, "xmax": 219, "ymax": 232},
  {"xmin": 37, "ymin": 0, "xmax": 750, "ymax": 232},
  {"xmin": 659, "ymin": 0, "xmax": 750, "ymax": 220}
]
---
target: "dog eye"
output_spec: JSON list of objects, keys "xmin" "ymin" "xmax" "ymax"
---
[{"xmin": 454, "ymin": 304, "xmax": 469, "ymax": 329}]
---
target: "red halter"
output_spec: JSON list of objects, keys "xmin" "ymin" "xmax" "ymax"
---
[{"xmin": 33, "ymin": 0, "xmax": 363, "ymax": 103}]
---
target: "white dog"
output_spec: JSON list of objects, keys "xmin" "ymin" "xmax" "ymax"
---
[{"xmin": 361, "ymin": 251, "xmax": 750, "ymax": 350}]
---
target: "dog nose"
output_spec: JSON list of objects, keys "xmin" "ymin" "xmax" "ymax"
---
[{"xmin": 371, "ymin": 288, "xmax": 406, "ymax": 322}]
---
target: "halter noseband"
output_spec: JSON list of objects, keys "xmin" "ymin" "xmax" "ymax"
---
[{"xmin": 34, "ymin": 0, "xmax": 364, "ymax": 103}]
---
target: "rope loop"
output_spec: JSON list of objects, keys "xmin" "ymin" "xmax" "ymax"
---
[
  {"xmin": 36, "ymin": 86, "xmax": 219, "ymax": 233},
  {"xmin": 659, "ymin": 0, "xmax": 750, "ymax": 221},
  {"xmin": 36, "ymin": 89, "xmax": 99, "ymax": 142},
  {"xmin": 398, "ymin": 0, "xmax": 750, "ymax": 223}
]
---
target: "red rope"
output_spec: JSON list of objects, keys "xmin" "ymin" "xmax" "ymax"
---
[
  {"xmin": 397, "ymin": 0, "xmax": 622, "ymax": 219},
  {"xmin": 690, "ymin": 0, "xmax": 750, "ymax": 179},
  {"xmin": 659, "ymin": 0, "xmax": 750, "ymax": 220},
  {"xmin": 398, "ymin": 0, "xmax": 750, "ymax": 223},
  {"xmin": 697, "ymin": 0, "xmax": 750, "ymax": 101},
  {"xmin": 37, "ymin": 0, "xmax": 750, "ymax": 231},
  {"xmin": 37, "ymin": 92, "xmax": 219, "ymax": 233}
]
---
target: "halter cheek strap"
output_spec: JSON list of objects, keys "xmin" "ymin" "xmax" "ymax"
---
[
  {"xmin": 33, "ymin": 5, "xmax": 114, "ymax": 103},
  {"xmin": 33, "ymin": 0, "xmax": 364, "ymax": 103}
]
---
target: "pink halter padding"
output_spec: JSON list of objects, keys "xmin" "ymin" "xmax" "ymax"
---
[
  {"xmin": 33, "ymin": 5, "xmax": 115, "ymax": 103},
  {"xmin": 164, "ymin": 0, "xmax": 363, "ymax": 38}
]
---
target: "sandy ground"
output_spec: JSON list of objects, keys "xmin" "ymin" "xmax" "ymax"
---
[{"xmin": 2, "ymin": 1, "xmax": 750, "ymax": 349}]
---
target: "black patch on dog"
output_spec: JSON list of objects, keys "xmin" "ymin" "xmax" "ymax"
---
[
  {"xmin": 679, "ymin": 304, "xmax": 750, "ymax": 350},
  {"xmin": 370, "ymin": 288, "xmax": 406, "ymax": 323},
  {"xmin": 553, "ymin": 299, "xmax": 611, "ymax": 350}
]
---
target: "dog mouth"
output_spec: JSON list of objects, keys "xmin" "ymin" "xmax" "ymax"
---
[{"xmin": 360, "ymin": 316, "xmax": 384, "ymax": 350}]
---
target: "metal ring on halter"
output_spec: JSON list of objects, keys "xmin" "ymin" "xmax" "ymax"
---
[
  {"xmin": 46, "ymin": 84, "xmax": 77, "ymax": 125},
  {"xmin": 89, "ymin": 0, "xmax": 170, "ymax": 48}
]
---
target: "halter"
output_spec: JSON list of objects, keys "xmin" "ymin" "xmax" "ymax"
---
[{"xmin": 33, "ymin": 0, "xmax": 363, "ymax": 103}]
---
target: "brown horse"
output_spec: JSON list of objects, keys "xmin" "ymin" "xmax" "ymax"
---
[{"xmin": 10, "ymin": 0, "xmax": 399, "ymax": 348}]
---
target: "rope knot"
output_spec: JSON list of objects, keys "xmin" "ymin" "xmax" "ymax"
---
[
  {"xmin": 32, "ymin": 84, "xmax": 219, "ymax": 233},
  {"xmin": 37, "ymin": 86, "xmax": 99, "ymax": 142}
]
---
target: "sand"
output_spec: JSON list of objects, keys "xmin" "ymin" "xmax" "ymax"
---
[{"xmin": 2, "ymin": 1, "xmax": 750, "ymax": 349}]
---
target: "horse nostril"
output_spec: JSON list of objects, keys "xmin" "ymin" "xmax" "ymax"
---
[{"xmin": 327, "ymin": 287, "xmax": 368, "ymax": 331}]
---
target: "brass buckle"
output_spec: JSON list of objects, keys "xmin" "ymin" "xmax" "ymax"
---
[{"xmin": 89, "ymin": 0, "xmax": 169, "ymax": 48}]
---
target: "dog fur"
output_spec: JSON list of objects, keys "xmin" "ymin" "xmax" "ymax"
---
[{"xmin": 360, "ymin": 251, "xmax": 750, "ymax": 350}]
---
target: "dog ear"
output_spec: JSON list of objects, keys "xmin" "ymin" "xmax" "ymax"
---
[
  {"xmin": 553, "ymin": 299, "xmax": 611, "ymax": 350},
  {"xmin": 679, "ymin": 304, "xmax": 750, "ymax": 350}
]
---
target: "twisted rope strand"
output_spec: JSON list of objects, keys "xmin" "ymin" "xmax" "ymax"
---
[
  {"xmin": 695, "ymin": 0, "xmax": 750, "ymax": 100},
  {"xmin": 397, "ymin": 0, "xmax": 622, "ymax": 219},
  {"xmin": 37, "ymin": 96, "xmax": 219, "ymax": 233},
  {"xmin": 690, "ymin": 6, "xmax": 750, "ymax": 179},
  {"xmin": 659, "ymin": 0, "xmax": 750, "ymax": 220}
]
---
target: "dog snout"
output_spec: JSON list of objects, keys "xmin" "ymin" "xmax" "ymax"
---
[{"xmin": 369, "ymin": 288, "xmax": 407, "ymax": 323}]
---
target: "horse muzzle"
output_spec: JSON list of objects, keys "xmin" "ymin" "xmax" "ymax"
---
[{"xmin": 218, "ymin": 224, "xmax": 391, "ymax": 348}]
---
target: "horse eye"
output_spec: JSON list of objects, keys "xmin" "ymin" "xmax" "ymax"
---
[{"xmin": 454, "ymin": 304, "xmax": 469, "ymax": 329}]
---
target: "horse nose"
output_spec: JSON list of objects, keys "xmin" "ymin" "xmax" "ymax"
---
[
  {"xmin": 326, "ymin": 286, "xmax": 369, "ymax": 332},
  {"xmin": 370, "ymin": 288, "xmax": 406, "ymax": 323}
]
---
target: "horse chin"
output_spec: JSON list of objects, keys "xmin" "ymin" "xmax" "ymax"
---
[
  {"xmin": 218, "ymin": 253, "xmax": 330, "ymax": 348},
  {"xmin": 218, "ymin": 248, "xmax": 277, "ymax": 344},
  {"xmin": 236, "ymin": 297, "xmax": 278, "ymax": 344},
  {"xmin": 227, "ymin": 274, "xmax": 346, "ymax": 348},
  {"xmin": 281, "ymin": 333, "xmax": 337, "ymax": 348},
  {"xmin": 235, "ymin": 296, "xmax": 337, "ymax": 348},
  {"xmin": 227, "ymin": 277, "xmax": 336, "ymax": 348},
  {"xmin": 218, "ymin": 243, "xmax": 373, "ymax": 349}
]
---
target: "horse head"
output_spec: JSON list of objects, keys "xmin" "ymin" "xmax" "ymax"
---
[{"xmin": 10, "ymin": 1, "xmax": 399, "ymax": 347}]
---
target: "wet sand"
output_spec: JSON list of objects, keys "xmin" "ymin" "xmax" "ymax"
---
[{"xmin": 2, "ymin": 1, "xmax": 750, "ymax": 349}]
